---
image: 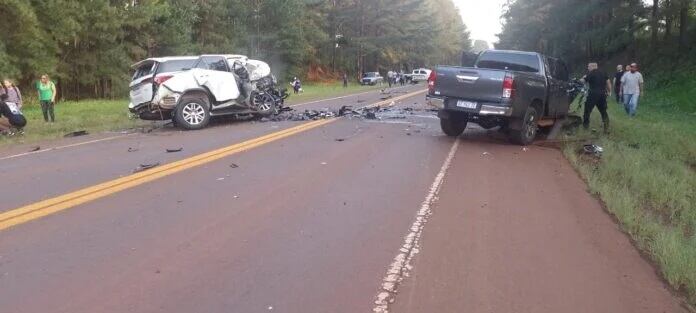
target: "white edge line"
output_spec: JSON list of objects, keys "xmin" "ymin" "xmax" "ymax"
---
[
  {"xmin": 372, "ymin": 139, "xmax": 460, "ymax": 313},
  {"xmin": 0, "ymin": 134, "xmax": 135, "ymax": 161}
]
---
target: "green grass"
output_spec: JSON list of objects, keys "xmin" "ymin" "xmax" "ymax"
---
[
  {"xmin": 562, "ymin": 74, "xmax": 696, "ymax": 304},
  {"xmin": 284, "ymin": 81, "xmax": 384, "ymax": 104},
  {"xmin": 0, "ymin": 99, "xmax": 146, "ymax": 146},
  {"xmin": 0, "ymin": 82, "xmax": 385, "ymax": 146}
]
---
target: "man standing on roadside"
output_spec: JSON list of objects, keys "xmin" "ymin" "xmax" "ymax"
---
[
  {"xmin": 620, "ymin": 63, "xmax": 644, "ymax": 117},
  {"xmin": 583, "ymin": 62, "xmax": 611, "ymax": 133},
  {"xmin": 612, "ymin": 64, "xmax": 624, "ymax": 103}
]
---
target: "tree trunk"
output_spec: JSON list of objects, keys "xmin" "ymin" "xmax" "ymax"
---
[
  {"xmin": 678, "ymin": 0, "xmax": 689, "ymax": 50},
  {"xmin": 651, "ymin": 0, "xmax": 659, "ymax": 48},
  {"xmin": 665, "ymin": 0, "xmax": 673, "ymax": 38}
]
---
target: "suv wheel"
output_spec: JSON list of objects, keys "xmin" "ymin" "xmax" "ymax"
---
[
  {"xmin": 440, "ymin": 117, "xmax": 467, "ymax": 137},
  {"xmin": 175, "ymin": 95, "xmax": 210, "ymax": 130},
  {"xmin": 508, "ymin": 106, "xmax": 538, "ymax": 145},
  {"xmin": 252, "ymin": 92, "xmax": 278, "ymax": 117}
]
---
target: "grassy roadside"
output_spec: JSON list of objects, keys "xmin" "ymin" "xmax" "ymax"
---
[
  {"xmin": 562, "ymin": 73, "xmax": 695, "ymax": 304},
  {"xmin": 0, "ymin": 82, "xmax": 384, "ymax": 147},
  {"xmin": 284, "ymin": 81, "xmax": 384, "ymax": 104}
]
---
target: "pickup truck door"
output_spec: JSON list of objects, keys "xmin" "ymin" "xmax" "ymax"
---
[{"xmin": 543, "ymin": 57, "xmax": 567, "ymax": 118}]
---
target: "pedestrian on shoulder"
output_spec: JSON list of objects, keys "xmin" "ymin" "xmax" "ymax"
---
[
  {"xmin": 343, "ymin": 73, "xmax": 348, "ymax": 88},
  {"xmin": 620, "ymin": 63, "xmax": 644, "ymax": 117},
  {"xmin": 0, "ymin": 93, "xmax": 27, "ymax": 135},
  {"xmin": 583, "ymin": 62, "xmax": 611, "ymax": 133},
  {"xmin": 612, "ymin": 65, "xmax": 624, "ymax": 103},
  {"xmin": 1, "ymin": 79, "xmax": 23, "ymax": 109},
  {"xmin": 37, "ymin": 74, "xmax": 56, "ymax": 122}
]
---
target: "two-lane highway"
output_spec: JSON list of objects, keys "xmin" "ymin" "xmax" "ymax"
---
[{"xmin": 0, "ymin": 85, "xmax": 687, "ymax": 313}]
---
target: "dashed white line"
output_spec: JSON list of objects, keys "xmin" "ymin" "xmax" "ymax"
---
[{"xmin": 372, "ymin": 138, "xmax": 460, "ymax": 313}]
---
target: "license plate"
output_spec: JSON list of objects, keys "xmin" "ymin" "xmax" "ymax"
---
[{"xmin": 456, "ymin": 100, "xmax": 477, "ymax": 109}]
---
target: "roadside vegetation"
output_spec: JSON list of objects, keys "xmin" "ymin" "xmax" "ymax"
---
[
  {"xmin": 563, "ymin": 66, "xmax": 696, "ymax": 304},
  {"xmin": 284, "ymin": 82, "xmax": 383, "ymax": 105}
]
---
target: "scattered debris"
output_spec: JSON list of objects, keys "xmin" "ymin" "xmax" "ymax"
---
[
  {"xmin": 29, "ymin": 146, "xmax": 40, "ymax": 152},
  {"xmin": 582, "ymin": 144, "xmax": 604, "ymax": 157},
  {"xmin": 482, "ymin": 151, "xmax": 490, "ymax": 156},
  {"xmin": 133, "ymin": 162, "xmax": 160, "ymax": 173},
  {"xmin": 127, "ymin": 147, "xmax": 139, "ymax": 152},
  {"xmin": 335, "ymin": 138, "xmax": 345, "ymax": 142},
  {"xmin": 230, "ymin": 163, "xmax": 239, "ymax": 168},
  {"xmin": 522, "ymin": 147, "xmax": 529, "ymax": 152},
  {"xmin": 216, "ymin": 177, "xmax": 225, "ymax": 181},
  {"xmin": 64, "ymin": 130, "xmax": 88, "ymax": 137},
  {"xmin": 166, "ymin": 147, "xmax": 183, "ymax": 153},
  {"xmin": 321, "ymin": 162, "xmax": 327, "ymax": 165}
]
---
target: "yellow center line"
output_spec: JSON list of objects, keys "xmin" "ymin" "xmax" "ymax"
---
[{"xmin": 0, "ymin": 89, "xmax": 426, "ymax": 232}]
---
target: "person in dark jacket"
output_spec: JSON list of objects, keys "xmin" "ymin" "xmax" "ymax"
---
[
  {"xmin": 582, "ymin": 62, "xmax": 611, "ymax": 133},
  {"xmin": 0, "ymin": 93, "xmax": 27, "ymax": 135}
]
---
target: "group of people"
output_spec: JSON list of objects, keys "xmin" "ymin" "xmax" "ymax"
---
[
  {"xmin": 386, "ymin": 71, "xmax": 406, "ymax": 87},
  {"xmin": 0, "ymin": 74, "xmax": 57, "ymax": 135},
  {"xmin": 582, "ymin": 62, "xmax": 644, "ymax": 133}
]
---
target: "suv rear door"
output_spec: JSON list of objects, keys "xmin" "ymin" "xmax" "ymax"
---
[
  {"xmin": 130, "ymin": 58, "xmax": 197, "ymax": 106},
  {"xmin": 130, "ymin": 61, "xmax": 157, "ymax": 106}
]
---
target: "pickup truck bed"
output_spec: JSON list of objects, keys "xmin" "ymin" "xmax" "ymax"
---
[{"xmin": 427, "ymin": 50, "xmax": 571, "ymax": 145}]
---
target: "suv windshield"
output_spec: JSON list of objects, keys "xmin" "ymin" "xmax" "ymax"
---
[
  {"xmin": 364, "ymin": 72, "xmax": 377, "ymax": 78},
  {"xmin": 476, "ymin": 52, "xmax": 540, "ymax": 73}
]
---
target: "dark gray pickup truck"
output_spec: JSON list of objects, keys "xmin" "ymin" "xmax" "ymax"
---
[{"xmin": 426, "ymin": 50, "xmax": 571, "ymax": 145}]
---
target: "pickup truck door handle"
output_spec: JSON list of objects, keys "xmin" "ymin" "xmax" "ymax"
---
[{"xmin": 456, "ymin": 75, "xmax": 479, "ymax": 82}]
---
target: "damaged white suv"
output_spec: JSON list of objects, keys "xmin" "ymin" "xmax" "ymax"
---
[{"xmin": 129, "ymin": 54, "xmax": 287, "ymax": 130}]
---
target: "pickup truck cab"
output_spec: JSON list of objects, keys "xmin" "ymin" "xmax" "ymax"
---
[{"xmin": 427, "ymin": 50, "xmax": 570, "ymax": 145}]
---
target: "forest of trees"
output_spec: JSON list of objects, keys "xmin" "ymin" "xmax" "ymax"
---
[
  {"xmin": 497, "ymin": 0, "xmax": 695, "ymax": 72},
  {"xmin": 0, "ymin": 0, "xmax": 471, "ymax": 100}
]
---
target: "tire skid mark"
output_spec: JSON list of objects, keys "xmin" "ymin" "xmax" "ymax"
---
[{"xmin": 372, "ymin": 139, "xmax": 460, "ymax": 313}]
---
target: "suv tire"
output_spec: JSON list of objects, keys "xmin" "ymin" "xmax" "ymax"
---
[
  {"xmin": 508, "ymin": 106, "xmax": 538, "ymax": 145},
  {"xmin": 440, "ymin": 117, "xmax": 467, "ymax": 137},
  {"xmin": 175, "ymin": 95, "xmax": 210, "ymax": 130},
  {"xmin": 252, "ymin": 92, "xmax": 278, "ymax": 117}
]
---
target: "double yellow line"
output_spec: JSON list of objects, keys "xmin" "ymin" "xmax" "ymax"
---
[{"xmin": 0, "ymin": 89, "xmax": 425, "ymax": 232}]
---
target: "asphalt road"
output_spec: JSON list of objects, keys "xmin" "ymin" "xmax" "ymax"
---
[{"xmin": 0, "ymin": 85, "xmax": 688, "ymax": 313}]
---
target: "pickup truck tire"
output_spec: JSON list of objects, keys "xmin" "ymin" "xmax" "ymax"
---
[
  {"xmin": 508, "ymin": 106, "xmax": 538, "ymax": 145},
  {"xmin": 440, "ymin": 117, "xmax": 467, "ymax": 137},
  {"xmin": 174, "ymin": 95, "xmax": 210, "ymax": 130}
]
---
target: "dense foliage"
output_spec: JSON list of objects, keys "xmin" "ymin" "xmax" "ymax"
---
[
  {"xmin": 0, "ymin": 0, "xmax": 470, "ymax": 100},
  {"xmin": 497, "ymin": 0, "xmax": 695, "ymax": 72}
]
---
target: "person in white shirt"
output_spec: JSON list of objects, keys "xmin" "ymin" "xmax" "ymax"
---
[{"xmin": 620, "ymin": 63, "xmax": 644, "ymax": 117}]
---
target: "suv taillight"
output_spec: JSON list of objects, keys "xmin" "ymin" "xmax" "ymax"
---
[
  {"xmin": 154, "ymin": 75, "xmax": 173, "ymax": 85},
  {"xmin": 427, "ymin": 70, "xmax": 436, "ymax": 94},
  {"xmin": 502, "ymin": 74, "xmax": 514, "ymax": 99}
]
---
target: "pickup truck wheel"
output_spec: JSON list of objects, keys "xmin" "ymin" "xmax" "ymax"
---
[
  {"xmin": 440, "ymin": 117, "xmax": 467, "ymax": 137},
  {"xmin": 508, "ymin": 106, "xmax": 538, "ymax": 145},
  {"xmin": 174, "ymin": 96, "xmax": 210, "ymax": 130}
]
